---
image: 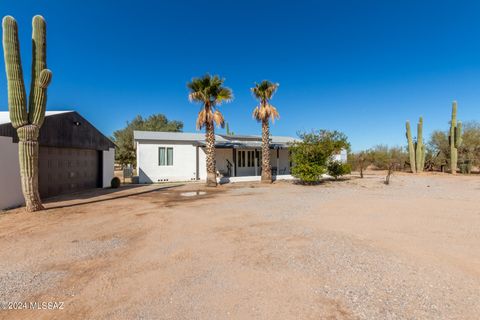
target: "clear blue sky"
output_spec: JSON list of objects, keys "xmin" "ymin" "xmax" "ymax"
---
[{"xmin": 1, "ymin": 0, "xmax": 479, "ymax": 150}]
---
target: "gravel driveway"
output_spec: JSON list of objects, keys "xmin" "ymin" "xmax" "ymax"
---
[{"xmin": 0, "ymin": 172, "xmax": 479, "ymax": 319}]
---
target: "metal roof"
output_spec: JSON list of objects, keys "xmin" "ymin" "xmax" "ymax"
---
[
  {"xmin": 198, "ymin": 141, "xmax": 291, "ymax": 149},
  {"xmin": 0, "ymin": 111, "xmax": 72, "ymax": 125},
  {"xmin": 133, "ymin": 131, "xmax": 228, "ymax": 142},
  {"xmin": 134, "ymin": 130, "xmax": 297, "ymax": 147},
  {"xmin": 0, "ymin": 111, "xmax": 115, "ymax": 150}
]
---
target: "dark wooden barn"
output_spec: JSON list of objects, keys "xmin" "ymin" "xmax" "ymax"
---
[{"xmin": 0, "ymin": 111, "xmax": 115, "ymax": 200}]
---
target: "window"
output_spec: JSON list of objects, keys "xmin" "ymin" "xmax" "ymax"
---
[
  {"xmin": 238, "ymin": 150, "xmax": 244, "ymax": 167},
  {"xmin": 237, "ymin": 150, "xmax": 256, "ymax": 167},
  {"xmin": 167, "ymin": 147, "xmax": 173, "ymax": 166},
  {"xmin": 159, "ymin": 147, "xmax": 173, "ymax": 166}
]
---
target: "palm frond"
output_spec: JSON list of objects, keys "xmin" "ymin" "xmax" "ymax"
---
[
  {"xmin": 196, "ymin": 109, "xmax": 207, "ymax": 130},
  {"xmin": 213, "ymin": 110, "xmax": 225, "ymax": 128},
  {"xmin": 251, "ymin": 80, "xmax": 280, "ymax": 124},
  {"xmin": 266, "ymin": 104, "xmax": 280, "ymax": 122},
  {"xmin": 188, "ymin": 73, "xmax": 233, "ymax": 130},
  {"xmin": 188, "ymin": 91, "xmax": 204, "ymax": 103},
  {"xmin": 252, "ymin": 106, "xmax": 261, "ymax": 120},
  {"xmin": 216, "ymin": 87, "xmax": 233, "ymax": 105},
  {"xmin": 251, "ymin": 80, "xmax": 279, "ymax": 101}
]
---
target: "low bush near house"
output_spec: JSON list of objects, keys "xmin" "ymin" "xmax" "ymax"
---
[{"xmin": 290, "ymin": 130, "xmax": 350, "ymax": 184}]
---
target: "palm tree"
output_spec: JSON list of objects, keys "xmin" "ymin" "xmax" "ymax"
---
[
  {"xmin": 252, "ymin": 80, "xmax": 280, "ymax": 183},
  {"xmin": 187, "ymin": 74, "xmax": 233, "ymax": 187}
]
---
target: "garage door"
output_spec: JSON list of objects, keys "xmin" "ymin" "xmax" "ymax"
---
[{"xmin": 39, "ymin": 147, "xmax": 101, "ymax": 198}]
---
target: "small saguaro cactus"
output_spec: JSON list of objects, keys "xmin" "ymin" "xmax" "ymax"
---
[
  {"xmin": 449, "ymin": 101, "xmax": 462, "ymax": 174},
  {"xmin": 2, "ymin": 15, "xmax": 53, "ymax": 211},
  {"xmin": 405, "ymin": 117, "xmax": 426, "ymax": 173}
]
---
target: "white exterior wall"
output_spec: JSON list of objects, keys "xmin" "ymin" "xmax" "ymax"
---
[
  {"xmin": 102, "ymin": 148, "xmax": 115, "ymax": 188},
  {"xmin": 0, "ymin": 137, "xmax": 23, "ymax": 210},
  {"xmin": 214, "ymin": 148, "xmax": 233, "ymax": 176},
  {"xmin": 138, "ymin": 140, "xmax": 200, "ymax": 183},
  {"xmin": 1, "ymin": 141, "xmax": 116, "ymax": 210},
  {"xmin": 332, "ymin": 149, "xmax": 348, "ymax": 163},
  {"xmin": 277, "ymin": 149, "xmax": 291, "ymax": 174},
  {"xmin": 136, "ymin": 141, "xmax": 293, "ymax": 183},
  {"xmin": 198, "ymin": 147, "xmax": 207, "ymax": 180}
]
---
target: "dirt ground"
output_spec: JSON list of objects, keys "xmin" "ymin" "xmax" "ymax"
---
[{"xmin": 0, "ymin": 172, "xmax": 479, "ymax": 319}]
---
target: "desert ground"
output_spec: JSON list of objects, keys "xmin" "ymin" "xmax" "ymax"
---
[{"xmin": 0, "ymin": 172, "xmax": 479, "ymax": 319}]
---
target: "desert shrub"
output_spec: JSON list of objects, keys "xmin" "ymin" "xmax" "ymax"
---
[
  {"xmin": 459, "ymin": 161, "xmax": 473, "ymax": 174},
  {"xmin": 369, "ymin": 145, "xmax": 407, "ymax": 170},
  {"xmin": 427, "ymin": 121, "xmax": 480, "ymax": 172},
  {"xmin": 327, "ymin": 161, "xmax": 351, "ymax": 180},
  {"xmin": 291, "ymin": 162, "xmax": 325, "ymax": 184},
  {"xmin": 368, "ymin": 145, "xmax": 407, "ymax": 184},
  {"xmin": 111, "ymin": 177, "xmax": 121, "ymax": 188},
  {"xmin": 348, "ymin": 150, "xmax": 373, "ymax": 178},
  {"xmin": 290, "ymin": 130, "xmax": 350, "ymax": 184}
]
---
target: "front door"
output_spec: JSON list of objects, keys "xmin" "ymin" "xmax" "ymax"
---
[{"xmin": 236, "ymin": 149, "xmax": 257, "ymax": 176}]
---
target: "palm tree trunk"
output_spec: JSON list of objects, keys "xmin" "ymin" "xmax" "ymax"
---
[
  {"xmin": 17, "ymin": 125, "xmax": 44, "ymax": 211},
  {"xmin": 261, "ymin": 119, "xmax": 272, "ymax": 183},
  {"xmin": 205, "ymin": 122, "xmax": 217, "ymax": 187}
]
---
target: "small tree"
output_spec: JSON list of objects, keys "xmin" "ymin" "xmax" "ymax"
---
[
  {"xmin": 458, "ymin": 121, "xmax": 480, "ymax": 173},
  {"xmin": 112, "ymin": 114, "xmax": 183, "ymax": 168},
  {"xmin": 370, "ymin": 145, "xmax": 407, "ymax": 185},
  {"xmin": 327, "ymin": 161, "xmax": 351, "ymax": 180},
  {"xmin": 290, "ymin": 130, "xmax": 350, "ymax": 184},
  {"xmin": 348, "ymin": 150, "xmax": 372, "ymax": 178},
  {"xmin": 427, "ymin": 130, "xmax": 449, "ymax": 171}
]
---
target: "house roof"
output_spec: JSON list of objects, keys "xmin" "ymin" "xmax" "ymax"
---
[
  {"xmin": 133, "ymin": 131, "xmax": 228, "ymax": 143},
  {"xmin": 0, "ymin": 111, "xmax": 72, "ymax": 125},
  {"xmin": 0, "ymin": 111, "xmax": 115, "ymax": 150},
  {"xmin": 134, "ymin": 130, "xmax": 297, "ymax": 149}
]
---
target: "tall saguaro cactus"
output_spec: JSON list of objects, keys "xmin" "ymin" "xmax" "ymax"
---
[
  {"xmin": 2, "ymin": 15, "xmax": 53, "ymax": 211},
  {"xmin": 405, "ymin": 117, "xmax": 425, "ymax": 173},
  {"xmin": 449, "ymin": 101, "xmax": 462, "ymax": 174},
  {"xmin": 405, "ymin": 121, "xmax": 416, "ymax": 173}
]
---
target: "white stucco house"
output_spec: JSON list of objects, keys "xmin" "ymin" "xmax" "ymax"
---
[
  {"xmin": 332, "ymin": 149, "xmax": 348, "ymax": 163},
  {"xmin": 134, "ymin": 131, "xmax": 349, "ymax": 183},
  {"xmin": 134, "ymin": 131, "xmax": 297, "ymax": 183},
  {"xmin": 0, "ymin": 111, "xmax": 115, "ymax": 210}
]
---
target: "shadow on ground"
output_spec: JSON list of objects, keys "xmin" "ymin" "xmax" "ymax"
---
[{"xmin": 44, "ymin": 184, "xmax": 185, "ymax": 210}]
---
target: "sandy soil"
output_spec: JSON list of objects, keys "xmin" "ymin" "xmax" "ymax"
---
[{"xmin": 0, "ymin": 172, "xmax": 479, "ymax": 319}]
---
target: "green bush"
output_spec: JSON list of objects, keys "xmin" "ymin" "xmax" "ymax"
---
[
  {"xmin": 290, "ymin": 130, "xmax": 350, "ymax": 184},
  {"xmin": 327, "ymin": 161, "xmax": 351, "ymax": 180},
  {"xmin": 459, "ymin": 161, "xmax": 473, "ymax": 174},
  {"xmin": 111, "ymin": 177, "xmax": 121, "ymax": 188},
  {"xmin": 291, "ymin": 162, "xmax": 325, "ymax": 184}
]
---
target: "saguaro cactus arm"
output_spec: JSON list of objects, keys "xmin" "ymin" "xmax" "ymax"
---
[
  {"xmin": 415, "ymin": 117, "xmax": 424, "ymax": 172},
  {"xmin": 2, "ymin": 16, "xmax": 28, "ymax": 128},
  {"xmin": 449, "ymin": 101, "xmax": 459, "ymax": 174},
  {"xmin": 406, "ymin": 120, "xmax": 416, "ymax": 173},
  {"xmin": 29, "ymin": 15, "xmax": 51, "ymax": 126},
  {"xmin": 455, "ymin": 121, "xmax": 462, "ymax": 148},
  {"xmin": 420, "ymin": 144, "xmax": 426, "ymax": 171}
]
